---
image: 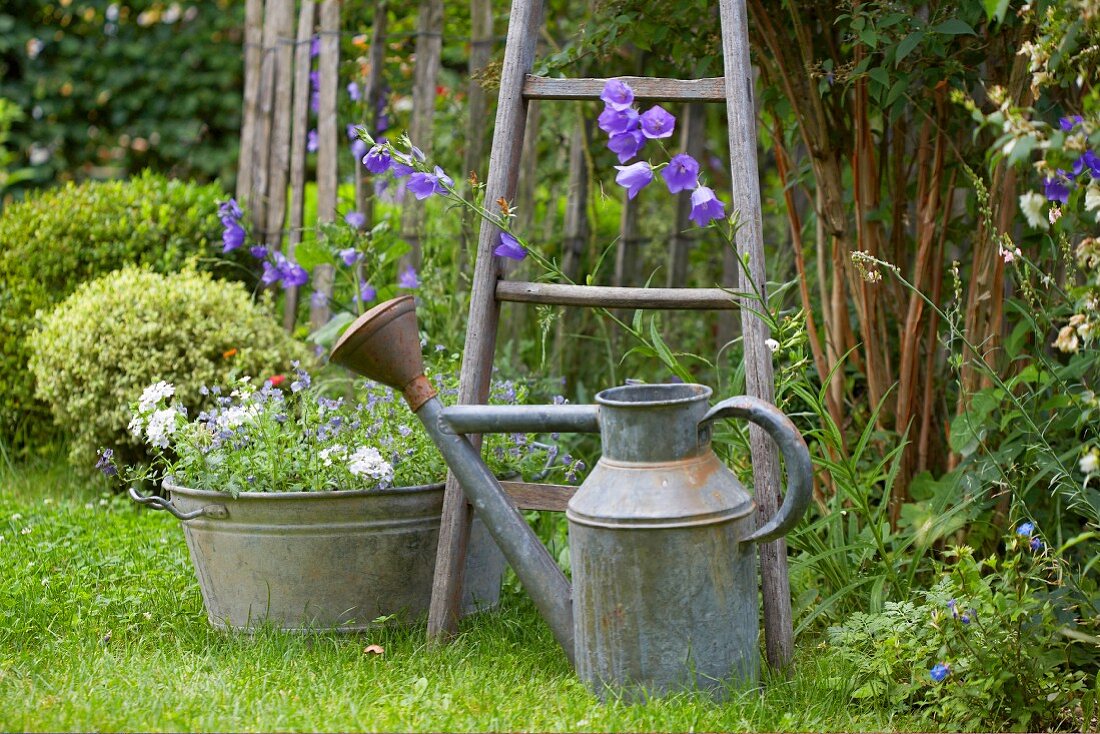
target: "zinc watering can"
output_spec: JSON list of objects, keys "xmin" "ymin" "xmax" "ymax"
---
[{"xmin": 330, "ymin": 296, "xmax": 812, "ymax": 700}]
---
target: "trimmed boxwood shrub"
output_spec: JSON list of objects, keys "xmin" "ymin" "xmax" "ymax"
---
[
  {"xmin": 28, "ymin": 266, "xmax": 310, "ymax": 470},
  {"xmin": 0, "ymin": 171, "xmax": 248, "ymax": 452}
]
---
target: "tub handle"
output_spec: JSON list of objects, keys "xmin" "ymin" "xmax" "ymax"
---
[
  {"xmin": 702, "ymin": 395, "xmax": 812, "ymax": 544},
  {"xmin": 127, "ymin": 486, "xmax": 228, "ymax": 521}
]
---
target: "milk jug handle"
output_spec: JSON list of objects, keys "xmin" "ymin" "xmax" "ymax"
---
[{"xmin": 702, "ymin": 396, "xmax": 813, "ymax": 544}]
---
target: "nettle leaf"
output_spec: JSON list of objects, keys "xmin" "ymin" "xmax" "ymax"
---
[
  {"xmin": 894, "ymin": 31, "xmax": 924, "ymax": 66},
  {"xmin": 933, "ymin": 18, "xmax": 977, "ymax": 35},
  {"xmin": 868, "ymin": 66, "xmax": 890, "ymax": 88}
]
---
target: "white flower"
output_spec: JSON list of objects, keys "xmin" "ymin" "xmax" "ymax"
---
[
  {"xmin": 216, "ymin": 404, "xmax": 259, "ymax": 430},
  {"xmin": 318, "ymin": 445, "xmax": 347, "ymax": 467},
  {"xmin": 1048, "ymin": 204, "xmax": 1062, "ymax": 225},
  {"xmin": 1019, "ymin": 191, "xmax": 1049, "ymax": 230},
  {"xmin": 347, "ymin": 446, "xmax": 394, "ymax": 484},
  {"xmin": 128, "ymin": 414, "xmax": 145, "ymax": 438},
  {"xmin": 1000, "ymin": 246, "xmax": 1021, "ymax": 263},
  {"xmin": 765, "ymin": 338, "xmax": 780, "ymax": 353},
  {"xmin": 138, "ymin": 381, "xmax": 175, "ymax": 413},
  {"xmin": 1080, "ymin": 449, "xmax": 1099, "ymax": 476},
  {"xmin": 145, "ymin": 408, "xmax": 179, "ymax": 449},
  {"xmin": 1085, "ymin": 183, "xmax": 1100, "ymax": 221}
]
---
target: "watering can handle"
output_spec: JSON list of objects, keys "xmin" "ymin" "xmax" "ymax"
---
[
  {"xmin": 127, "ymin": 486, "xmax": 228, "ymax": 521},
  {"xmin": 702, "ymin": 396, "xmax": 813, "ymax": 544}
]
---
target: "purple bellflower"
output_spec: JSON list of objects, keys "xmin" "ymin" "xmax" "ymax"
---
[
  {"xmin": 614, "ymin": 161, "xmax": 653, "ymax": 200},
  {"xmin": 338, "ymin": 247, "xmax": 362, "ymax": 266},
  {"xmin": 249, "ymin": 245, "xmax": 268, "ymax": 260},
  {"xmin": 398, "ymin": 265, "xmax": 419, "ymax": 289},
  {"xmin": 929, "ymin": 663, "xmax": 950, "ymax": 682},
  {"xmin": 600, "ymin": 79, "xmax": 634, "ymax": 111},
  {"xmin": 689, "ymin": 186, "xmax": 726, "ymax": 227},
  {"xmin": 307, "ymin": 129, "xmax": 319, "ymax": 153},
  {"xmin": 608, "ymin": 129, "xmax": 645, "ymax": 164},
  {"xmin": 598, "ymin": 106, "xmax": 640, "ymax": 135},
  {"xmin": 1072, "ymin": 150, "xmax": 1100, "ymax": 179},
  {"xmin": 639, "ymin": 105, "xmax": 676, "ymax": 139},
  {"xmin": 218, "ymin": 199, "xmax": 243, "ymax": 220},
  {"xmin": 346, "ymin": 123, "xmax": 362, "ymax": 141},
  {"xmin": 262, "ymin": 252, "xmax": 309, "ymax": 289},
  {"xmin": 407, "ymin": 166, "xmax": 453, "ymax": 199},
  {"xmin": 309, "ymin": 35, "xmax": 319, "ymax": 57},
  {"xmin": 390, "ymin": 152, "xmax": 416, "ymax": 178},
  {"xmin": 1044, "ymin": 174, "xmax": 1071, "ymax": 203},
  {"xmin": 357, "ymin": 282, "xmax": 377, "ymax": 303},
  {"xmin": 363, "ymin": 145, "xmax": 392, "ymax": 174},
  {"xmin": 1060, "ymin": 114, "xmax": 1084, "ymax": 132},
  {"xmin": 661, "ymin": 153, "xmax": 700, "ymax": 193},
  {"xmin": 347, "ymin": 81, "xmax": 361, "ymax": 102},
  {"xmin": 493, "ymin": 232, "xmax": 527, "ymax": 260},
  {"xmin": 344, "ymin": 211, "xmax": 366, "ymax": 230},
  {"xmin": 310, "ymin": 290, "xmax": 327, "ymax": 308},
  {"xmin": 221, "ymin": 218, "xmax": 246, "ymax": 252},
  {"xmin": 1016, "ymin": 521, "xmax": 1035, "ymax": 536}
]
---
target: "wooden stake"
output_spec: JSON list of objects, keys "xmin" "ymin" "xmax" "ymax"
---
[
  {"xmin": 264, "ymin": 0, "xmax": 295, "ymax": 250},
  {"xmin": 310, "ymin": 0, "xmax": 340, "ymax": 332},
  {"xmin": 237, "ymin": 0, "xmax": 264, "ymax": 203},
  {"xmin": 284, "ymin": 0, "xmax": 316, "ymax": 332},
  {"xmin": 250, "ymin": 0, "xmax": 281, "ymax": 240},
  {"xmin": 668, "ymin": 102, "xmax": 704, "ymax": 287},
  {"xmin": 399, "ymin": 0, "xmax": 444, "ymax": 268}
]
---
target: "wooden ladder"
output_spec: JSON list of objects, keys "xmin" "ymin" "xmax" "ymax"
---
[{"xmin": 431, "ymin": 0, "xmax": 795, "ymax": 667}]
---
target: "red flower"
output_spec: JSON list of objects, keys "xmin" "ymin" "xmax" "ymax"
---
[{"xmin": 267, "ymin": 374, "xmax": 287, "ymax": 387}]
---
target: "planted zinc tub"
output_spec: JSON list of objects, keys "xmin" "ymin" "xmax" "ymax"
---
[{"xmin": 130, "ymin": 479, "xmax": 503, "ymax": 632}]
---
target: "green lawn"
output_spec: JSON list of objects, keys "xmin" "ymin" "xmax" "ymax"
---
[{"xmin": 0, "ymin": 458, "xmax": 932, "ymax": 732}]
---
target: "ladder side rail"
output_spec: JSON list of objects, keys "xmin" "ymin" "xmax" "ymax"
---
[
  {"xmin": 719, "ymin": 0, "xmax": 793, "ymax": 670},
  {"xmin": 427, "ymin": 0, "xmax": 546, "ymax": 642}
]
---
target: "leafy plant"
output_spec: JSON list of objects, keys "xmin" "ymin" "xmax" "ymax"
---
[
  {"xmin": 0, "ymin": 171, "xmax": 249, "ymax": 453},
  {"xmin": 0, "ymin": 0, "xmax": 243, "ymax": 187},
  {"xmin": 102, "ymin": 357, "xmax": 565, "ymax": 496},
  {"xmin": 27, "ymin": 266, "xmax": 307, "ymax": 471},
  {"xmin": 828, "ymin": 529, "xmax": 1097, "ymax": 731}
]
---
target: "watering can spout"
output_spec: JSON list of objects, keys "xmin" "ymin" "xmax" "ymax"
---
[{"xmin": 331, "ymin": 296, "xmax": 579, "ymax": 660}]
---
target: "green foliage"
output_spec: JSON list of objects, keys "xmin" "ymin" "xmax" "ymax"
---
[
  {"xmin": 0, "ymin": 1, "xmax": 243, "ymax": 187},
  {"xmin": 110, "ymin": 361, "xmax": 565, "ymax": 496},
  {"xmin": 27, "ymin": 266, "xmax": 308, "ymax": 472},
  {"xmin": 0, "ymin": 97, "xmax": 35, "ymax": 202},
  {"xmin": 0, "ymin": 171, "xmax": 246, "ymax": 452},
  {"xmin": 828, "ymin": 540, "xmax": 1097, "ymax": 731}
]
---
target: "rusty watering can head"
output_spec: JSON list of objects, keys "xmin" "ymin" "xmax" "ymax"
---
[
  {"xmin": 331, "ymin": 297, "xmax": 813, "ymax": 701},
  {"xmin": 331, "ymin": 295, "xmax": 437, "ymax": 410}
]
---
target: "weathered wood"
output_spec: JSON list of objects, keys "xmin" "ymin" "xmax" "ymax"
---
[
  {"xmin": 497, "ymin": 281, "xmax": 739, "ymax": 310},
  {"xmin": 309, "ymin": 0, "xmax": 339, "ymax": 332},
  {"xmin": 249, "ymin": 0, "xmax": 280, "ymax": 240},
  {"xmin": 560, "ymin": 118, "xmax": 589, "ymax": 282},
  {"xmin": 400, "ymin": 0, "xmax": 444, "ymax": 268},
  {"xmin": 613, "ymin": 193, "xmax": 642, "ymax": 288},
  {"xmin": 356, "ymin": 0, "xmax": 388, "ymax": 228},
  {"xmin": 283, "ymin": 0, "xmax": 315, "ymax": 332},
  {"xmin": 500, "ymin": 481, "xmax": 576, "ymax": 512},
  {"xmin": 720, "ymin": 0, "xmax": 792, "ymax": 670},
  {"xmin": 463, "ymin": 0, "xmax": 494, "ymax": 185},
  {"xmin": 236, "ymin": 0, "xmax": 264, "ymax": 202},
  {"xmin": 524, "ymin": 74, "xmax": 725, "ymax": 102},
  {"xmin": 264, "ymin": 0, "xmax": 295, "ymax": 254},
  {"xmin": 428, "ymin": 0, "xmax": 544, "ymax": 643},
  {"xmin": 668, "ymin": 102, "xmax": 705, "ymax": 287}
]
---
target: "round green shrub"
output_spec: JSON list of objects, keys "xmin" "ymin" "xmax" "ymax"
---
[
  {"xmin": 28, "ymin": 266, "xmax": 309, "ymax": 471},
  {"xmin": 0, "ymin": 171, "xmax": 247, "ymax": 451}
]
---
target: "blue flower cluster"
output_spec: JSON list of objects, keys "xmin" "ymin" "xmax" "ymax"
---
[
  {"xmin": 1043, "ymin": 115, "xmax": 1100, "ymax": 204},
  {"xmin": 598, "ymin": 79, "xmax": 726, "ymax": 228}
]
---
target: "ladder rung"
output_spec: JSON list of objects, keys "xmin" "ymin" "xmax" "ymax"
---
[
  {"xmin": 523, "ymin": 75, "xmax": 726, "ymax": 103},
  {"xmin": 500, "ymin": 481, "xmax": 576, "ymax": 512},
  {"xmin": 496, "ymin": 281, "xmax": 739, "ymax": 310}
]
